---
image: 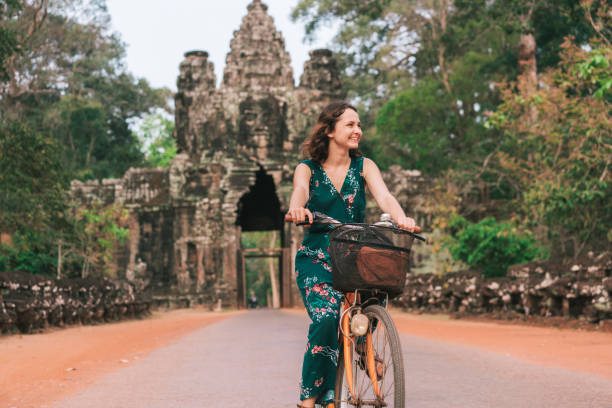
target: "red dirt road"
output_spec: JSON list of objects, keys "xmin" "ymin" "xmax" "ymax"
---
[
  {"xmin": 391, "ymin": 312, "xmax": 612, "ymax": 380},
  {"xmin": 1, "ymin": 308, "xmax": 611, "ymax": 408},
  {"xmin": 0, "ymin": 309, "xmax": 237, "ymax": 408}
]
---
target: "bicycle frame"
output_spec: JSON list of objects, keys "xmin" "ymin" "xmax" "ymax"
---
[{"xmin": 339, "ymin": 289, "xmax": 389, "ymax": 403}]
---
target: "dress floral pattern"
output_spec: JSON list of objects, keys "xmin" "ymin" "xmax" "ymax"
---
[{"xmin": 296, "ymin": 157, "xmax": 366, "ymax": 405}]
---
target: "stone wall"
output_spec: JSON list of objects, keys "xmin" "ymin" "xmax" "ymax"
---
[
  {"xmin": 0, "ymin": 271, "xmax": 151, "ymax": 334},
  {"xmin": 394, "ymin": 252, "xmax": 612, "ymax": 327}
]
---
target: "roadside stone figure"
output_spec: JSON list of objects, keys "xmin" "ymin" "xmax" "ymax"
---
[{"xmin": 126, "ymin": 258, "xmax": 149, "ymax": 292}]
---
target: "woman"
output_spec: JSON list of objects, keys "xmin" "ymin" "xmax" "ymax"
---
[{"xmin": 285, "ymin": 101, "xmax": 419, "ymax": 408}]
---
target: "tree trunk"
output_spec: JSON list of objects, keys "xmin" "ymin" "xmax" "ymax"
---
[
  {"xmin": 517, "ymin": 33, "xmax": 537, "ymax": 97},
  {"xmin": 268, "ymin": 231, "xmax": 280, "ymax": 309},
  {"xmin": 436, "ymin": 1, "xmax": 452, "ymax": 94},
  {"xmin": 5, "ymin": 0, "xmax": 49, "ymax": 100},
  {"xmin": 57, "ymin": 241, "xmax": 62, "ymax": 280},
  {"xmin": 517, "ymin": 5, "xmax": 538, "ymax": 123}
]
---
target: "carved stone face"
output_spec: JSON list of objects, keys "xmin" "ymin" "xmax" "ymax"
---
[{"xmin": 238, "ymin": 95, "xmax": 287, "ymax": 160}]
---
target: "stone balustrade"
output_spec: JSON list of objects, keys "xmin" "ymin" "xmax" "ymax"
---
[
  {"xmin": 0, "ymin": 271, "xmax": 151, "ymax": 334},
  {"xmin": 394, "ymin": 252, "xmax": 612, "ymax": 328}
]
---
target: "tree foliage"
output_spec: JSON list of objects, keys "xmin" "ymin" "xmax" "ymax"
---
[
  {"xmin": 293, "ymin": 0, "xmax": 600, "ymax": 173},
  {"xmin": 0, "ymin": 0, "xmax": 170, "ymax": 180},
  {"xmin": 447, "ymin": 216, "xmax": 542, "ymax": 277},
  {"xmin": 137, "ymin": 113, "xmax": 177, "ymax": 168},
  {"xmin": 0, "ymin": 119, "xmax": 71, "ymax": 275},
  {"xmin": 0, "ymin": 230, "xmax": 58, "ymax": 275},
  {"xmin": 0, "ymin": 1, "xmax": 169, "ymax": 277},
  {"xmin": 71, "ymin": 203, "xmax": 129, "ymax": 278},
  {"xmin": 0, "ymin": 0, "xmax": 22, "ymax": 81},
  {"xmin": 294, "ymin": 0, "xmax": 611, "ymax": 262},
  {"xmin": 0, "ymin": 120, "xmax": 69, "ymax": 234},
  {"xmin": 488, "ymin": 37, "xmax": 612, "ymax": 257},
  {"xmin": 292, "ymin": 0, "xmax": 453, "ymax": 104}
]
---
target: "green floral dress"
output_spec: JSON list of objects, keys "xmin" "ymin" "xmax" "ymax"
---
[{"xmin": 295, "ymin": 156, "xmax": 366, "ymax": 405}]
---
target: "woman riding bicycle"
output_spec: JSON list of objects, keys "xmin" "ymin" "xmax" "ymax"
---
[{"xmin": 285, "ymin": 101, "xmax": 420, "ymax": 408}]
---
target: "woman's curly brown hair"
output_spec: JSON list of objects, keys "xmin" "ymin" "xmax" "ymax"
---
[{"xmin": 302, "ymin": 101, "xmax": 363, "ymax": 163}]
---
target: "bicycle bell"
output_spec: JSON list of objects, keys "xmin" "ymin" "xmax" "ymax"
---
[
  {"xmin": 350, "ymin": 311, "xmax": 369, "ymax": 336},
  {"xmin": 374, "ymin": 213, "xmax": 393, "ymax": 227}
]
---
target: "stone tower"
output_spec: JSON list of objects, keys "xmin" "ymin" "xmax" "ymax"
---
[
  {"xmin": 223, "ymin": 0, "xmax": 294, "ymax": 90},
  {"xmin": 167, "ymin": 0, "xmax": 346, "ymax": 306}
]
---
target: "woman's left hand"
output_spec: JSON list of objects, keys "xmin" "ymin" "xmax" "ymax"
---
[{"xmin": 395, "ymin": 215, "xmax": 421, "ymax": 233}]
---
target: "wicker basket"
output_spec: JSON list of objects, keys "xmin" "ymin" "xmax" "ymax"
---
[{"xmin": 328, "ymin": 224, "xmax": 414, "ymax": 297}]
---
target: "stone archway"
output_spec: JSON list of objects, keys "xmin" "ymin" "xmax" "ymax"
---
[
  {"xmin": 236, "ymin": 166, "xmax": 283, "ymax": 231},
  {"xmin": 235, "ymin": 166, "xmax": 291, "ymax": 309}
]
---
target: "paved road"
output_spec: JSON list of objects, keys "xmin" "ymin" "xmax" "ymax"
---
[{"xmin": 52, "ymin": 310, "xmax": 612, "ymax": 408}]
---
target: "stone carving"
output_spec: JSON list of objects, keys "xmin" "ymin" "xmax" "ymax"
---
[
  {"xmin": 126, "ymin": 258, "xmax": 149, "ymax": 292},
  {"xmin": 300, "ymin": 49, "xmax": 342, "ymax": 94}
]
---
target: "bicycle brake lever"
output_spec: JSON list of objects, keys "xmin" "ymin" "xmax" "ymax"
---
[
  {"xmin": 296, "ymin": 211, "xmax": 341, "ymax": 227},
  {"xmin": 387, "ymin": 220, "xmax": 427, "ymax": 242}
]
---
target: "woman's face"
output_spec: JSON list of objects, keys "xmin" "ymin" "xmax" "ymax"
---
[{"xmin": 328, "ymin": 108, "xmax": 362, "ymax": 150}]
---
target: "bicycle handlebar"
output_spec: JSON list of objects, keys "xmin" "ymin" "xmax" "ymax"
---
[{"xmin": 295, "ymin": 211, "xmax": 427, "ymax": 242}]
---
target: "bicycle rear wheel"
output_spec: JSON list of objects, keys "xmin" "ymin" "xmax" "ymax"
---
[{"xmin": 335, "ymin": 304, "xmax": 405, "ymax": 407}]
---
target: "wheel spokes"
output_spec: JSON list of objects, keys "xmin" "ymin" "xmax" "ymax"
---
[
  {"xmin": 337, "ymin": 306, "xmax": 401, "ymax": 408},
  {"xmin": 346, "ymin": 316, "xmax": 395, "ymax": 407}
]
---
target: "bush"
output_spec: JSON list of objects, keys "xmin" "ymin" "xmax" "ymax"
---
[
  {"xmin": 0, "ymin": 231, "xmax": 56, "ymax": 275},
  {"xmin": 447, "ymin": 216, "xmax": 544, "ymax": 277}
]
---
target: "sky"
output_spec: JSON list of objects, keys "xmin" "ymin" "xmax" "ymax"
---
[{"xmin": 105, "ymin": 0, "xmax": 337, "ymax": 91}]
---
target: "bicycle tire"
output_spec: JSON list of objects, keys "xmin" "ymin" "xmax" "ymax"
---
[{"xmin": 335, "ymin": 304, "xmax": 405, "ymax": 407}]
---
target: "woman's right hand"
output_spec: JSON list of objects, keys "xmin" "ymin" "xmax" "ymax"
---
[{"xmin": 285, "ymin": 207, "xmax": 313, "ymax": 225}]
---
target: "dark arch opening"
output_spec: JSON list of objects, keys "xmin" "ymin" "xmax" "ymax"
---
[{"xmin": 236, "ymin": 166, "xmax": 283, "ymax": 231}]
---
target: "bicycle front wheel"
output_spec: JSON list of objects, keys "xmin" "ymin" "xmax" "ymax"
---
[{"xmin": 335, "ymin": 304, "xmax": 405, "ymax": 408}]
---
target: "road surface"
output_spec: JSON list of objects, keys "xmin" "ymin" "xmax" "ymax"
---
[{"xmin": 49, "ymin": 309, "xmax": 612, "ymax": 408}]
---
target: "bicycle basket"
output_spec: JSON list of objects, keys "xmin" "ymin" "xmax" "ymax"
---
[{"xmin": 328, "ymin": 224, "xmax": 414, "ymax": 297}]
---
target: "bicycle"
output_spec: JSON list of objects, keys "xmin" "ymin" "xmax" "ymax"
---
[{"xmin": 298, "ymin": 212, "xmax": 425, "ymax": 408}]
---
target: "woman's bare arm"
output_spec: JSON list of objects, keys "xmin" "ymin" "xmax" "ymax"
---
[
  {"xmin": 363, "ymin": 158, "xmax": 420, "ymax": 232},
  {"xmin": 285, "ymin": 163, "xmax": 314, "ymax": 224}
]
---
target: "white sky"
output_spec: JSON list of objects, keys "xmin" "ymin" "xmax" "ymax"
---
[{"xmin": 106, "ymin": 0, "xmax": 337, "ymax": 91}]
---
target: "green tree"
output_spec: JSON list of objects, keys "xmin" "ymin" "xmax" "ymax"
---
[
  {"xmin": 447, "ymin": 216, "xmax": 542, "ymax": 277},
  {"xmin": 0, "ymin": 120, "xmax": 71, "ymax": 275},
  {"xmin": 70, "ymin": 203, "xmax": 129, "ymax": 278},
  {"xmin": 1, "ymin": 0, "xmax": 169, "ymax": 276},
  {"xmin": 292, "ymin": 0, "xmax": 454, "ymax": 105},
  {"xmin": 0, "ymin": 120, "xmax": 69, "ymax": 234},
  {"xmin": 0, "ymin": 0, "xmax": 22, "ymax": 81},
  {"xmin": 138, "ymin": 113, "xmax": 177, "ymax": 168},
  {"xmin": 1, "ymin": 0, "xmax": 170, "ymax": 180},
  {"xmin": 293, "ymin": 0, "xmax": 600, "ymax": 174},
  {"xmin": 374, "ymin": 62, "xmax": 496, "ymax": 175},
  {"xmin": 488, "ymin": 36, "xmax": 612, "ymax": 257},
  {"xmin": 0, "ymin": 230, "xmax": 58, "ymax": 275}
]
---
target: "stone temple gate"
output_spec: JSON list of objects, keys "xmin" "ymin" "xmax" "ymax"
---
[
  {"xmin": 71, "ymin": 0, "xmax": 347, "ymax": 307},
  {"xmin": 71, "ymin": 0, "xmax": 430, "ymax": 308}
]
